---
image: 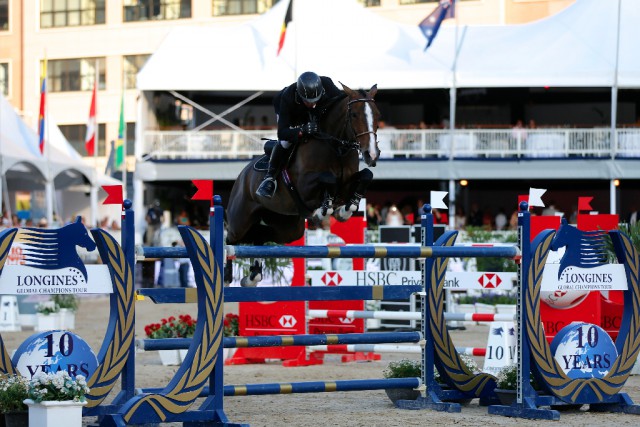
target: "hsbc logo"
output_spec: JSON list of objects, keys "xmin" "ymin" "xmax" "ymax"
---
[
  {"xmin": 279, "ymin": 315, "xmax": 297, "ymax": 328},
  {"xmin": 339, "ymin": 318, "xmax": 354, "ymax": 324},
  {"xmin": 321, "ymin": 272, "xmax": 342, "ymax": 286},
  {"xmin": 478, "ymin": 273, "xmax": 502, "ymax": 289}
]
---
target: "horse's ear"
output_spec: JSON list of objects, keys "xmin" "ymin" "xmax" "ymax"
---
[
  {"xmin": 561, "ymin": 217, "xmax": 568, "ymax": 225},
  {"xmin": 75, "ymin": 216, "xmax": 82, "ymax": 224},
  {"xmin": 368, "ymin": 84, "xmax": 378, "ymax": 99},
  {"xmin": 340, "ymin": 82, "xmax": 354, "ymax": 96}
]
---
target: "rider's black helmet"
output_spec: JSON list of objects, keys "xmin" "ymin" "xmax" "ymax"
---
[{"xmin": 296, "ymin": 72, "xmax": 325, "ymax": 104}]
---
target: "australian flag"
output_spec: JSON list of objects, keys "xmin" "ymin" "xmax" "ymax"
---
[{"xmin": 419, "ymin": 0, "xmax": 455, "ymax": 50}]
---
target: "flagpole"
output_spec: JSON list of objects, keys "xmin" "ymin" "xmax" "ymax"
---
[
  {"xmin": 122, "ymin": 67, "xmax": 128, "ymax": 200},
  {"xmin": 43, "ymin": 54, "xmax": 54, "ymax": 226},
  {"xmin": 90, "ymin": 59, "xmax": 99, "ymax": 227},
  {"xmin": 610, "ymin": 0, "xmax": 622, "ymax": 214}
]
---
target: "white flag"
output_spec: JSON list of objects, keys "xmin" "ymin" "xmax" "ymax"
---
[
  {"xmin": 528, "ymin": 188, "xmax": 546, "ymax": 207},
  {"xmin": 430, "ymin": 191, "xmax": 448, "ymax": 210}
]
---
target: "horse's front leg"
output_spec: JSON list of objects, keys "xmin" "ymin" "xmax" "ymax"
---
[{"xmin": 335, "ymin": 168, "xmax": 373, "ymax": 221}]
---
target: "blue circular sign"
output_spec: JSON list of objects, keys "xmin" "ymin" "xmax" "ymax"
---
[
  {"xmin": 550, "ymin": 322, "xmax": 617, "ymax": 379},
  {"xmin": 12, "ymin": 330, "xmax": 98, "ymax": 380}
]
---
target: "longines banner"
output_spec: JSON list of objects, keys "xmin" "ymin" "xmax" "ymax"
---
[
  {"xmin": 0, "ymin": 265, "xmax": 113, "ymax": 294},
  {"xmin": 541, "ymin": 264, "xmax": 627, "ymax": 291},
  {"xmin": 308, "ymin": 270, "xmax": 516, "ymax": 290}
]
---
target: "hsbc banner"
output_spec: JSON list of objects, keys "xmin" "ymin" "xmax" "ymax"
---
[{"xmin": 308, "ymin": 270, "xmax": 515, "ymax": 290}]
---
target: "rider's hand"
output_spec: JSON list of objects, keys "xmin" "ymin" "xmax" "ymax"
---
[{"xmin": 300, "ymin": 121, "xmax": 318, "ymax": 135}]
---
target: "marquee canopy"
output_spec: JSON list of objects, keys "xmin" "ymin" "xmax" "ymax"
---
[{"xmin": 137, "ymin": 0, "xmax": 640, "ymax": 92}]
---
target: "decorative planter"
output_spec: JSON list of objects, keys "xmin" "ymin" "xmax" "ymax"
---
[
  {"xmin": 24, "ymin": 399, "xmax": 87, "ymax": 427},
  {"xmin": 59, "ymin": 309, "xmax": 76, "ymax": 330},
  {"xmin": 494, "ymin": 388, "xmax": 517, "ymax": 405},
  {"xmin": 158, "ymin": 349, "xmax": 181, "ymax": 366},
  {"xmin": 384, "ymin": 388, "xmax": 420, "ymax": 405},
  {"xmin": 35, "ymin": 313, "xmax": 61, "ymax": 331},
  {"xmin": 4, "ymin": 411, "xmax": 28, "ymax": 427}
]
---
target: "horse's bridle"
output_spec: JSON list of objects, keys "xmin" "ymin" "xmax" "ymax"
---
[{"xmin": 347, "ymin": 98, "xmax": 378, "ymax": 144}]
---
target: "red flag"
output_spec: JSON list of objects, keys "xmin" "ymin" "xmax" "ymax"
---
[
  {"xmin": 191, "ymin": 180, "xmax": 214, "ymax": 201},
  {"xmin": 102, "ymin": 185, "xmax": 123, "ymax": 205},
  {"xmin": 85, "ymin": 79, "xmax": 97, "ymax": 156},
  {"xmin": 578, "ymin": 196, "xmax": 594, "ymax": 212},
  {"xmin": 277, "ymin": 0, "xmax": 292, "ymax": 56}
]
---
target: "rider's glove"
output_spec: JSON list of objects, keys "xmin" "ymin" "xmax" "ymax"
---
[{"xmin": 300, "ymin": 121, "xmax": 318, "ymax": 136}]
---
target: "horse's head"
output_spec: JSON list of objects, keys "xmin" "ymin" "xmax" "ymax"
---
[
  {"xmin": 341, "ymin": 83, "xmax": 380, "ymax": 167},
  {"xmin": 550, "ymin": 218, "xmax": 572, "ymax": 251},
  {"xmin": 66, "ymin": 216, "xmax": 97, "ymax": 252}
]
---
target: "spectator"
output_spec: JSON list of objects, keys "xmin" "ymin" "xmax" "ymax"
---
[
  {"xmin": 366, "ymin": 203, "xmax": 382, "ymax": 228},
  {"xmin": 176, "ymin": 209, "xmax": 190, "ymax": 226},
  {"xmin": 468, "ymin": 203, "xmax": 484, "ymax": 227},
  {"xmin": 511, "ymin": 119, "xmax": 527, "ymax": 145},
  {"xmin": 433, "ymin": 208, "xmax": 448, "ymax": 225},
  {"xmin": 454, "ymin": 207, "xmax": 466, "ymax": 230},
  {"xmin": 377, "ymin": 119, "xmax": 395, "ymax": 159},
  {"xmin": 494, "ymin": 208, "xmax": 508, "ymax": 231},
  {"xmin": 542, "ymin": 201, "xmax": 559, "ymax": 216},
  {"xmin": 145, "ymin": 200, "xmax": 163, "ymax": 246},
  {"xmin": 385, "ymin": 204, "xmax": 404, "ymax": 226},
  {"xmin": 627, "ymin": 205, "xmax": 639, "ymax": 225}
]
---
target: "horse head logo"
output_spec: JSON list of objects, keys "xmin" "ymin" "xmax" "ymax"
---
[
  {"xmin": 20, "ymin": 216, "xmax": 96, "ymax": 281},
  {"xmin": 550, "ymin": 218, "xmax": 607, "ymax": 280}
]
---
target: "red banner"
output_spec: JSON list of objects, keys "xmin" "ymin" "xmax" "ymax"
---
[
  {"xmin": 102, "ymin": 185, "xmax": 123, "ymax": 205},
  {"xmin": 191, "ymin": 180, "xmax": 214, "ymax": 201}
]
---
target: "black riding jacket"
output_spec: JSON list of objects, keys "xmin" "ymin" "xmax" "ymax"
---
[{"xmin": 273, "ymin": 76, "xmax": 343, "ymax": 144}]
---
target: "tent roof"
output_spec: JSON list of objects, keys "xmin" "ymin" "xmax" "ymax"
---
[{"xmin": 137, "ymin": 0, "xmax": 640, "ymax": 92}]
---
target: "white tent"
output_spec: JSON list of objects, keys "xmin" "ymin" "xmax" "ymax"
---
[
  {"xmin": 0, "ymin": 93, "xmax": 120, "ymax": 226},
  {"xmin": 137, "ymin": 0, "xmax": 640, "ymax": 92}
]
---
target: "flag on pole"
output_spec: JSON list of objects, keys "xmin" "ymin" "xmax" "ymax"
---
[
  {"xmin": 114, "ymin": 93, "xmax": 125, "ymax": 170},
  {"xmin": 84, "ymin": 78, "xmax": 97, "ymax": 156},
  {"xmin": 102, "ymin": 185, "xmax": 124, "ymax": 205},
  {"xmin": 38, "ymin": 58, "xmax": 47, "ymax": 154},
  {"xmin": 191, "ymin": 180, "xmax": 214, "ymax": 201},
  {"xmin": 277, "ymin": 0, "xmax": 293, "ymax": 56},
  {"xmin": 418, "ymin": 0, "xmax": 455, "ymax": 50}
]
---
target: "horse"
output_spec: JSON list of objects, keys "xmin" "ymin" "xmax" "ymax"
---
[
  {"xmin": 225, "ymin": 83, "xmax": 380, "ymax": 284},
  {"xmin": 20, "ymin": 216, "xmax": 97, "ymax": 281},
  {"xmin": 550, "ymin": 218, "xmax": 607, "ymax": 279}
]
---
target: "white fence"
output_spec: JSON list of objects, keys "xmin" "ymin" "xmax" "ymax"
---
[{"xmin": 142, "ymin": 128, "xmax": 640, "ymax": 160}]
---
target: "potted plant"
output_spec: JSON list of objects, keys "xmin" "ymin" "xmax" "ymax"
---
[
  {"xmin": 52, "ymin": 295, "xmax": 78, "ymax": 330},
  {"xmin": 24, "ymin": 371, "xmax": 90, "ymax": 427},
  {"xmin": 382, "ymin": 359, "xmax": 421, "ymax": 404},
  {"xmin": 494, "ymin": 364, "xmax": 518, "ymax": 405},
  {"xmin": 144, "ymin": 314, "xmax": 197, "ymax": 365},
  {"xmin": 223, "ymin": 313, "xmax": 239, "ymax": 360},
  {"xmin": 35, "ymin": 300, "xmax": 60, "ymax": 332},
  {"xmin": 0, "ymin": 375, "xmax": 30, "ymax": 427}
]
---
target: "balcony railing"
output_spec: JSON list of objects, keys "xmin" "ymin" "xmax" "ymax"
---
[{"xmin": 141, "ymin": 128, "xmax": 640, "ymax": 161}]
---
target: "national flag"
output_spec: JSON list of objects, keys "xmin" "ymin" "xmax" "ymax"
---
[
  {"xmin": 38, "ymin": 58, "xmax": 47, "ymax": 154},
  {"xmin": 277, "ymin": 0, "xmax": 293, "ymax": 56},
  {"xmin": 418, "ymin": 0, "xmax": 455, "ymax": 50},
  {"xmin": 102, "ymin": 185, "xmax": 124, "ymax": 205},
  {"xmin": 114, "ymin": 93, "xmax": 125, "ymax": 169},
  {"xmin": 84, "ymin": 78, "xmax": 97, "ymax": 156}
]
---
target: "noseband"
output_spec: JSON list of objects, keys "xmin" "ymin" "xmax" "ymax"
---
[{"xmin": 347, "ymin": 98, "xmax": 378, "ymax": 145}]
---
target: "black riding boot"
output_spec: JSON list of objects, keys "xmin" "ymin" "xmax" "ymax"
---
[{"xmin": 256, "ymin": 143, "xmax": 288, "ymax": 198}]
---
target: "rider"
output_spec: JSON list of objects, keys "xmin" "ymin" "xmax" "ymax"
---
[{"xmin": 255, "ymin": 71, "xmax": 343, "ymax": 199}]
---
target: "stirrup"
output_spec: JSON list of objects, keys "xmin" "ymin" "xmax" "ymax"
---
[{"xmin": 256, "ymin": 176, "xmax": 277, "ymax": 198}]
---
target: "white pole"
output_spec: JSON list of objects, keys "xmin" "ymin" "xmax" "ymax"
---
[
  {"xmin": 610, "ymin": 0, "xmax": 622, "ymax": 159},
  {"xmin": 90, "ymin": 59, "xmax": 99, "ymax": 228},
  {"xmin": 122, "ymin": 67, "xmax": 128, "ymax": 201}
]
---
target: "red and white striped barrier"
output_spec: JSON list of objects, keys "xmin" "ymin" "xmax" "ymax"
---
[
  {"xmin": 309, "ymin": 344, "xmax": 487, "ymax": 356},
  {"xmin": 308, "ymin": 309, "xmax": 515, "ymax": 323}
]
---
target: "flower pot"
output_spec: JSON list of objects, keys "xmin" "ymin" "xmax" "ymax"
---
[
  {"xmin": 24, "ymin": 399, "xmax": 87, "ymax": 427},
  {"xmin": 158, "ymin": 349, "xmax": 181, "ymax": 366},
  {"xmin": 384, "ymin": 388, "xmax": 420, "ymax": 405},
  {"xmin": 494, "ymin": 388, "xmax": 517, "ymax": 405},
  {"xmin": 4, "ymin": 411, "xmax": 28, "ymax": 427},
  {"xmin": 36, "ymin": 313, "xmax": 61, "ymax": 331},
  {"xmin": 59, "ymin": 309, "xmax": 76, "ymax": 330}
]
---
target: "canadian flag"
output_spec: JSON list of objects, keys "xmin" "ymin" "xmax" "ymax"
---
[{"xmin": 84, "ymin": 80, "xmax": 97, "ymax": 156}]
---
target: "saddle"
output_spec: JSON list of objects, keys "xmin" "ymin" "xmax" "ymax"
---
[{"xmin": 253, "ymin": 139, "xmax": 278, "ymax": 172}]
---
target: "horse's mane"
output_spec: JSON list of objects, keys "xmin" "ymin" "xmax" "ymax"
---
[
  {"xmin": 317, "ymin": 93, "xmax": 348, "ymax": 118},
  {"xmin": 20, "ymin": 228, "xmax": 61, "ymax": 268},
  {"xmin": 575, "ymin": 230, "xmax": 608, "ymax": 266}
]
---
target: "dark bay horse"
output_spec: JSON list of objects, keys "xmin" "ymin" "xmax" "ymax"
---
[{"xmin": 226, "ymin": 84, "xmax": 381, "ymax": 248}]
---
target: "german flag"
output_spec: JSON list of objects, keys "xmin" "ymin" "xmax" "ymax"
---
[{"xmin": 277, "ymin": 0, "xmax": 292, "ymax": 56}]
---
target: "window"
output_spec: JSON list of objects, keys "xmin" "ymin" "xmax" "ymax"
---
[
  {"xmin": 356, "ymin": 0, "xmax": 380, "ymax": 6},
  {"xmin": 126, "ymin": 122, "xmax": 136, "ymax": 155},
  {"xmin": 41, "ymin": 0, "xmax": 105, "ymax": 28},
  {"xmin": 123, "ymin": 0, "xmax": 191, "ymax": 22},
  {"xmin": 59, "ymin": 124, "xmax": 106, "ymax": 156},
  {"xmin": 124, "ymin": 54, "xmax": 150, "ymax": 89},
  {"xmin": 0, "ymin": 63, "xmax": 8, "ymax": 97},
  {"xmin": 0, "ymin": 0, "xmax": 8, "ymax": 30},
  {"xmin": 212, "ymin": 0, "xmax": 277, "ymax": 16},
  {"xmin": 46, "ymin": 57, "xmax": 105, "ymax": 93}
]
